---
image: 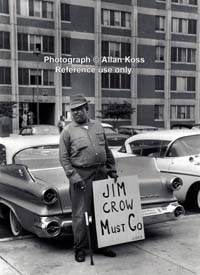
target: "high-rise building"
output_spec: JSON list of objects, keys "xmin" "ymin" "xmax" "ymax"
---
[{"xmin": 0, "ymin": 0, "xmax": 198, "ymax": 134}]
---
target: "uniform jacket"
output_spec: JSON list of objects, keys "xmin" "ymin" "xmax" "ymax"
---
[{"xmin": 59, "ymin": 119, "xmax": 116, "ymax": 184}]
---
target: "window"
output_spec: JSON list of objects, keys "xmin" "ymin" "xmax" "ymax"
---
[
  {"xmin": 101, "ymin": 9, "xmax": 131, "ymax": 28},
  {"xmin": 0, "ymin": 31, "xmax": 10, "ymax": 49},
  {"xmin": 171, "ymin": 47, "xmax": 196, "ymax": 63},
  {"xmin": 18, "ymin": 68, "xmax": 29, "ymax": 85},
  {"xmin": 43, "ymin": 70, "xmax": 54, "ymax": 86},
  {"xmin": 18, "ymin": 0, "xmax": 53, "ymax": 18},
  {"xmin": 155, "ymin": 46, "xmax": 164, "ymax": 61},
  {"xmin": 102, "ymin": 41, "xmax": 130, "ymax": 58},
  {"xmin": 155, "ymin": 16, "xmax": 165, "ymax": 31},
  {"xmin": 18, "ymin": 33, "xmax": 28, "ymax": 51},
  {"xmin": 61, "ymin": 37, "xmax": 70, "ymax": 54},
  {"xmin": 30, "ymin": 69, "xmax": 42, "ymax": 85},
  {"xmin": 42, "ymin": 1, "xmax": 53, "ymax": 19},
  {"xmin": 62, "ymin": 73, "xmax": 71, "ymax": 87},
  {"xmin": 0, "ymin": 0, "xmax": 9, "ymax": 14},
  {"xmin": 102, "ymin": 73, "xmax": 130, "ymax": 89},
  {"xmin": 61, "ymin": 3, "xmax": 70, "ymax": 21},
  {"xmin": 29, "ymin": 35, "xmax": 42, "ymax": 52},
  {"xmin": 0, "ymin": 67, "xmax": 11, "ymax": 84},
  {"xmin": 155, "ymin": 105, "xmax": 164, "ymax": 120},
  {"xmin": 171, "ymin": 76, "xmax": 195, "ymax": 91},
  {"xmin": 172, "ymin": 0, "xmax": 197, "ymax": 5},
  {"xmin": 172, "ymin": 18, "xmax": 196, "ymax": 35},
  {"xmin": 170, "ymin": 105, "xmax": 195, "ymax": 120},
  {"xmin": 43, "ymin": 36, "xmax": 54, "ymax": 53},
  {"xmin": 17, "ymin": 0, "xmax": 29, "ymax": 16},
  {"xmin": 29, "ymin": 0, "xmax": 41, "ymax": 17},
  {"xmin": 155, "ymin": 75, "xmax": 164, "ymax": 90},
  {"xmin": 19, "ymin": 68, "xmax": 55, "ymax": 86}
]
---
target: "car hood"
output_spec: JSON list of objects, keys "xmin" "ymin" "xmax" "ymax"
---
[{"xmin": 30, "ymin": 167, "xmax": 71, "ymax": 212}]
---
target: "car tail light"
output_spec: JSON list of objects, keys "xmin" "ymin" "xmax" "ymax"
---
[
  {"xmin": 167, "ymin": 177, "xmax": 183, "ymax": 191},
  {"xmin": 46, "ymin": 220, "xmax": 61, "ymax": 236},
  {"xmin": 42, "ymin": 188, "xmax": 58, "ymax": 205},
  {"xmin": 174, "ymin": 205, "xmax": 185, "ymax": 217}
]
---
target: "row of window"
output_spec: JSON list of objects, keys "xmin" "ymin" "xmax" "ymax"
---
[
  {"xmin": 1, "ymin": 31, "xmax": 197, "ymax": 65},
  {"xmin": 0, "ymin": 66, "xmax": 196, "ymax": 93},
  {"xmin": 156, "ymin": 46, "xmax": 196, "ymax": 63},
  {"xmin": 1, "ymin": 0, "xmax": 70, "ymax": 21},
  {"xmin": 157, "ymin": 0, "xmax": 197, "ymax": 5},
  {"xmin": 0, "ymin": 32, "xmax": 70, "ymax": 54},
  {"xmin": 156, "ymin": 16, "xmax": 197, "ymax": 35},
  {"xmin": 155, "ymin": 104, "xmax": 195, "ymax": 120},
  {"xmin": 0, "ymin": 67, "xmax": 70, "ymax": 87},
  {"xmin": 155, "ymin": 75, "xmax": 195, "ymax": 91}
]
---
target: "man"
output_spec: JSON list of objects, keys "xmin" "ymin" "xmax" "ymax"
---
[
  {"xmin": 57, "ymin": 115, "xmax": 65, "ymax": 133},
  {"xmin": 59, "ymin": 94, "xmax": 118, "ymax": 263}
]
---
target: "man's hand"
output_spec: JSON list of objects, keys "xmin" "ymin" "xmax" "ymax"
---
[
  {"xmin": 74, "ymin": 180, "xmax": 86, "ymax": 191},
  {"xmin": 109, "ymin": 172, "xmax": 119, "ymax": 183}
]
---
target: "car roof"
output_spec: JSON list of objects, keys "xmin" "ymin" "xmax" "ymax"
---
[
  {"xmin": 0, "ymin": 135, "xmax": 60, "ymax": 163},
  {"xmin": 119, "ymin": 125, "xmax": 158, "ymax": 130},
  {"xmin": 125, "ymin": 129, "xmax": 200, "ymax": 143}
]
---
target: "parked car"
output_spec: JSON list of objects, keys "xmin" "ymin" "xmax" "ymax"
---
[
  {"xmin": 171, "ymin": 124, "xmax": 193, "ymax": 129},
  {"xmin": 120, "ymin": 129, "xmax": 200, "ymax": 209},
  {"xmin": 118, "ymin": 125, "xmax": 158, "ymax": 137},
  {"xmin": 19, "ymin": 125, "xmax": 59, "ymax": 135},
  {"xmin": 101, "ymin": 123, "xmax": 128, "ymax": 147},
  {"xmin": 0, "ymin": 135, "xmax": 184, "ymax": 238}
]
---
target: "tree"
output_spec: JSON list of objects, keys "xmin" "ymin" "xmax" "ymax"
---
[
  {"xmin": 98, "ymin": 101, "xmax": 135, "ymax": 128},
  {"xmin": 0, "ymin": 102, "xmax": 16, "ymax": 118}
]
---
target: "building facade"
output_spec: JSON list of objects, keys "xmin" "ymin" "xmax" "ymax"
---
[{"xmin": 0, "ymin": 0, "xmax": 199, "ymax": 134}]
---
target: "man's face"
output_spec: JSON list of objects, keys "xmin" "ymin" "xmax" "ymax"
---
[{"xmin": 71, "ymin": 105, "xmax": 88, "ymax": 124}]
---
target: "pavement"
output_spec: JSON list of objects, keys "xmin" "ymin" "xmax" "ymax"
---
[{"xmin": 0, "ymin": 214, "xmax": 200, "ymax": 275}]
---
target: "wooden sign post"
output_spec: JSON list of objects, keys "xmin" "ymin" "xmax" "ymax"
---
[{"xmin": 93, "ymin": 175, "xmax": 145, "ymax": 248}]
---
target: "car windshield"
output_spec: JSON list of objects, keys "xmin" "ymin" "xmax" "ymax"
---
[
  {"xmin": 13, "ymin": 145, "xmax": 60, "ymax": 169},
  {"xmin": 167, "ymin": 135, "xmax": 200, "ymax": 157}
]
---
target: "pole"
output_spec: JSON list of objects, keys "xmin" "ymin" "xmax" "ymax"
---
[
  {"xmin": 84, "ymin": 211, "xmax": 94, "ymax": 265},
  {"xmin": 36, "ymin": 52, "xmax": 40, "ymax": 124}
]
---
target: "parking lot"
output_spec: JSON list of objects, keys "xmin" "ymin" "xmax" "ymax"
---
[{"xmin": 0, "ymin": 211, "xmax": 200, "ymax": 275}]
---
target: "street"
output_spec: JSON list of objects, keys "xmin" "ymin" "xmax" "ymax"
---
[{"xmin": 0, "ymin": 210, "xmax": 200, "ymax": 275}]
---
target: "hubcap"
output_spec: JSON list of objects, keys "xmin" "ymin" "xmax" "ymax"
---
[
  {"xmin": 10, "ymin": 211, "xmax": 23, "ymax": 236},
  {"xmin": 197, "ymin": 189, "xmax": 200, "ymax": 209}
]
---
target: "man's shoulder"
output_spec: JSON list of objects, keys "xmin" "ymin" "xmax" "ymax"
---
[{"xmin": 90, "ymin": 120, "xmax": 104, "ymax": 131}]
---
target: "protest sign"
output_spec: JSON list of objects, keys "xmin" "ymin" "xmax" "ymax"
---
[{"xmin": 93, "ymin": 175, "xmax": 145, "ymax": 248}]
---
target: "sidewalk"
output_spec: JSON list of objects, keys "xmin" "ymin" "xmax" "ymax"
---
[{"xmin": 0, "ymin": 214, "xmax": 200, "ymax": 275}]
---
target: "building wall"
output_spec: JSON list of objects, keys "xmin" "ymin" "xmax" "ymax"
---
[{"xmin": 0, "ymin": 0, "xmax": 199, "ymax": 133}]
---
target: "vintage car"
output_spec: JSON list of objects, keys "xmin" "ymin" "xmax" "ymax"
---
[
  {"xmin": 118, "ymin": 125, "xmax": 158, "ymax": 137},
  {"xmin": 0, "ymin": 135, "xmax": 184, "ymax": 238},
  {"xmin": 120, "ymin": 129, "xmax": 200, "ymax": 209}
]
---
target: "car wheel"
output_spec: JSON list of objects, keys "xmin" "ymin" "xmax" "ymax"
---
[
  {"xmin": 186, "ymin": 185, "xmax": 200, "ymax": 209},
  {"xmin": 9, "ymin": 210, "xmax": 24, "ymax": 237}
]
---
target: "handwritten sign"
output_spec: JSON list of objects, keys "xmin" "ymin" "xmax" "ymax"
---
[{"xmin": 93, "ymin": 175, "xmax": 145, "ymax": 248}]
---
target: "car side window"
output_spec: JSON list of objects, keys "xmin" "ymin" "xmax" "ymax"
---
[
  {"xmin": 142, "ymin": 140, "xmax": 161, "ymax": 157},
  {"xmin": 130, "ymin": 140, "xmax": 170, "ymax": 157},
  {"xmin": 0, "ymin": 144, "xmax": 6, "ymax": 166},
  {"xmin": 130, "ymin": 140, "xmax": 144, "ymax": 155}
]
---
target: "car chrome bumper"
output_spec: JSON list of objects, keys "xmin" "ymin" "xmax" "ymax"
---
[
  {"xmin": 142, "ymin": 202, "xmax": 185, "ymax": 225},
  {"xmin": 34, "ymin": 202, "xmax": 184, "ymax": 238},
  {"xmin": 34, "ymin": 215, "xmax": 72, "ymax": 238}
]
